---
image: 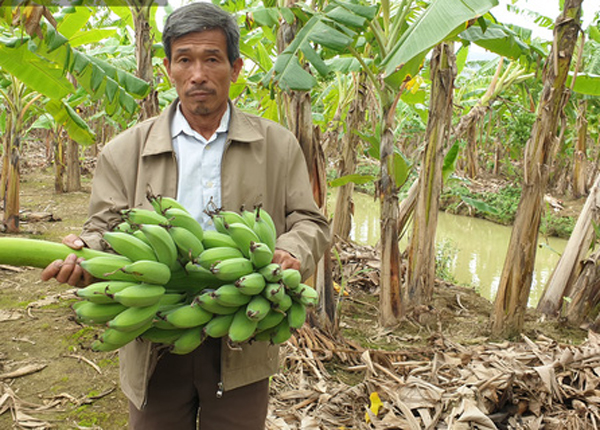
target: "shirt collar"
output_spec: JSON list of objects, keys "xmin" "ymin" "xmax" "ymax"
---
[{"xmin": 171, "ymin": 103, "xmax": 231, "ymax": 141}]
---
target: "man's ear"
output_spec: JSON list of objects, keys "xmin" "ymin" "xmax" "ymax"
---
[{"xmin": 231, "ymin": 57, "xmax": 243, "ymax": 82}]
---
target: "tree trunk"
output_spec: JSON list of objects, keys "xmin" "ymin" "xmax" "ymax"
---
[
  {"xmin": 331, "ymin": 74, "xmax": 365, "ymax": 242},
  {"xmin": 132, "ymin": 0, "xmax": 159, "ymax": 120},
  {"xmin": 4, "ymin": 137, "xmax": 20, "ymax": 233},
  {"xmin": 572, "ymin": 100, "xmax": 588, "ymax": 198},
  {"xmin": 54, "ymin": 136, "xmax": 65, "ymax": 194},
  {"xmin": 379, "ymin": 103, "xmax": 403, "ymax": 326},
  {"xmin": 537, "ymin": 174, "xmax": 600, "ymax": 316},
  {"xmin": 65, "ymin": 139, "xmax": 81, "ymax": 192},
  {"xmin": 565, "ymin": 250, "xmax": 600, "ymax": 327},
  {"xmin": 397, "ymin": 178, "xmax": 419, "ymax": 239},
  {"xmin": 405, "ymin": 42, "xmax": 456, "ymax": 313},
  {"xmin": 465, "ymin": 121, "xmax": 479, "ymax": 179},
  {"xmin": 491, "ymin": 0, "xmax": 582, "ymax": 338},
  {"xmin": 277, "ymin": 5, "xmax": 334, "ymax": 328}
]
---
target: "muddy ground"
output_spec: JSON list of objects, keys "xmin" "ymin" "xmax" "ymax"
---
[{"xmin": 0, "ymin": 154, "xmax": 593, "ymax": 429}]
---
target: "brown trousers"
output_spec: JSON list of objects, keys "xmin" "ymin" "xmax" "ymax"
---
[{"xmin": 128, "ymin": 338, "xmax": 269, "ymax": 430}]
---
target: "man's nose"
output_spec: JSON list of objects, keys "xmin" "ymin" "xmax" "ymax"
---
[{"xmin": 190, "ymin": 61, "xmax": 208, "ymax": 85}]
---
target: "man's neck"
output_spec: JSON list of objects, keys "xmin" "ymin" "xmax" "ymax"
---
[{"xmin": 181, "ymin": 105, "xmax": 228, "ymax": 140}]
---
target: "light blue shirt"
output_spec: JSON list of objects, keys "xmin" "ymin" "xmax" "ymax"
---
[{"xmin": 171, "ymin": 104, "xmax": 229, "ymax": 231}]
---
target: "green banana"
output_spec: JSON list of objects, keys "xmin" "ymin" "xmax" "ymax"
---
[
  {"xmin": 148, "ymin": 194, "xmax": 188, "ymax": 214},
  {"xmin": 152, "ymin": 317, "xmax": 180, "ymax": 330},
  {"xmin": 245, "ymin": 295, "xmax": 271, "ymax": 321},
  {"xmin": 163, "ymin": 263, "xmax": 221, "ymax": 294},
  {"xmin": 297, "ymin": 284, "xmax": 319, "ymax": 307},
  {"xmin": 281, "ymin": 268, "xmax": 302, "ymax": 290},
  {"xmin": 196, "ymin": 246, "xmax": 244, "ymax": 270},
  {"xmin": 158, "ymin": 292, "xmax": 187, "ymax": 307},
  {"xmin": 164, "ymin": 207, "xmax": 204, "ymax": 242},
  {"xmin": 91, "ymin": 339, "xmax": 122, "ymax": 352},
  {"xmin": 122, "ymin": 208, "xmax": 168, "ymax": 225},
  {"xmin": 228, "ymin": 307, "xmax": 258, "ymax": 343},
  {"xmin": 240, "ymin": 208, "xmax": 256, "ymax": 228},
  {"xmin": 102, "ymin": 231, "xmax": 158, "ymax": 262},
  {"xmin": 75, "ymin": 280, "xmax": 137, "ymax": 304},
  {"xmin": 194, "ymin": 291, "xmax": 239, "ymax": 315},
  {"xmin": 171, "ymin": 327, "xmax": 205, "ymax": 355},
  {"xmin": 218, "ymin": 210, "xmax": 248, "ymax": 227},
  {"xmin": 210, "ymin": 257, "xmax": 254, "ymax": 282},
  {"xmin": 79, "ymin": 255, "xmax": 132, "ymax": 281},
  {"xmin": 141, "ymin": 327, "xmax": 187, "ymax": 344},
  {"xmin": 111, "ymin": 284, "xmax": 165, "ymax": 307},
  {"xmin": 234, "ymin": 272, "xmax": 266, "ymax": 296},
  {"xmin": 201, "ymin": 230, "xmax": 238, "ymax": 249},
  {"xmin": 132, "ymin": 230, "xmax": 151, "ymax": 246},
  {"xmin": 168, "ymin": 226, "xmax": 205, "ymax": 262},
  {"xmin": 140, "ymin": 224, "xmax": 179, "ymax": 271},
  {"xmin": 212, "ymin": 284, "xmax": 252, "ymax": 307},
  {"xmin": 114, "ymin": 221, "xmax": 135, "ymax": 233},
  {"xmin": 100, "ymin": 320, "xmax": 153, "ymax": 347},
  {"xmin": 287, "ymin": 301, "xmax": 307, "ymax": 329},
  {"xmin": 253, "ymin": 207, "xmax": 276, "ymax": 252},
  {"xmin": 273, "ymin": 292, "xmax": 292, "ymax": 312},
  {"xmin": 262, "ymin": 282, "xmax": 285, "ymax": 304},
  {"xmin": 256, "ymin": 309, "xmax": 286, "ymax": 331},
  {"xmin": 121, "ymin": 260, "xmax": 172, "ymax": 285},
  {"xmin": 106, "ymin": 302, "xmax": 160, "ymax": 332},
  {"xmin": 252, "ymin": 327, "xmax": 277, "ymax": 343},
  {"xmin": 163, "ymin": 303, "xmax": 213, "ymax": 329},
  {"xmin": 74, "ymin": 301, "xmax": 127, "ymax": 325},
  {"xmin": 248, "ymin": 241, "xmax": 274, "ymax": 269},
  {"xmin": 270, "ymin": 318, "xmax": 292, "ymax": 344},
  {"xmin": 203, "ymin": 313, "xmax": 235, "ymax": 338},
  {"xmin": 211, "ymin": 214, "xmax": 228, "ymax": 234},
  {"xmin": 258, "ymin": 263, "xmax": 283, "ymax": 283},
  {"xmin": 223, "ymin": 222, "xmax": 260, "ymax": 258}
]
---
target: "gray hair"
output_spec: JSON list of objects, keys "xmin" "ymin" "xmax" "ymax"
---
[{"xmin": 162, "ymin": 2, "xmax": 240, "ymax": 66}]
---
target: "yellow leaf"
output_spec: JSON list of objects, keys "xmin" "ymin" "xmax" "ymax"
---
[
  {"xmin": 365, "ymin": 391, "xmax": 383, "ymax": 423},
  {"xmin": 333, "ymin": 281, "xmax": 349, "ymax": 296}
]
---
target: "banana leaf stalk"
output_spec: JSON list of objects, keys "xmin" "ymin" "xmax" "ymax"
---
[{"xmin": 0, "ymin": 237, "xmax": 117, "ymax": 269}]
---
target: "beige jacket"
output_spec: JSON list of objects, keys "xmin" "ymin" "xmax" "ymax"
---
[{"xmin": 80, "ymin": 101, "xmax": 330, "ymax": 409}]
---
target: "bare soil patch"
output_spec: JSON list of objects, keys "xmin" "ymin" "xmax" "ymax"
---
[{"xmin": 0, "ymin": 160, "xmax": 593, "ymax": 429}]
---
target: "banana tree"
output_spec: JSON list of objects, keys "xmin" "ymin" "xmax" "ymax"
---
[
  {"xmin": 267, "ymin": 0, "xmax": 497, "ymax": 326},
  {"xmin": 492, "ymin": 0, "xmax": 583, "ymax": 338},
  {"xmin": 0, "ymin": 4, "xmax": 150, "ymax": 232},
  {"xmin": 0, "ymin": 75, "xmax": 42, "ymax": 232}
]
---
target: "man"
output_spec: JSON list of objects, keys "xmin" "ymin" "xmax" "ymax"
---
[{"xmin": 41, "ymin": 3, "xmax": 329, "ymax": 429}]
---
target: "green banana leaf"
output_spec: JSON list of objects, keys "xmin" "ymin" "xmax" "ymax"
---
[
  {"xmin": 0, "ymin": 37, "xmax": 74, "ymax": 100},
  {"xmin": 382, "ymin": 0, "xmax": 499, "ymax": 86},
  {"xmin": 272, "ymin": 14, "xmax": 354, "ymax": 90},
  {"xmin": 567, "ymin": 73, "xmax": 600, "ymax": 96},
  {"xmin": 460, "ymin": 21, "xmax": 540, "ymax": 60},
  {"xmin": 45, "ymin": 99, "xmax": 96, "ymax": 146}
]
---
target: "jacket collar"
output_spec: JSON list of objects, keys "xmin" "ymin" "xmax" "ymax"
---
[{"xmin": 142, "ymin": 100, "xmax": 261, "ymax": 157}]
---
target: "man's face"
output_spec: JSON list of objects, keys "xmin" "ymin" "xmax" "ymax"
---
[{"xmin": 164, "ymin": 29, "xmax": 242, "ymax": 119}]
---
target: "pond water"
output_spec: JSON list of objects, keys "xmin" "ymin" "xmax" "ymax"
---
[{"xmin": 330, "ymin": 190, "xmax": 568, "ymax": 307}]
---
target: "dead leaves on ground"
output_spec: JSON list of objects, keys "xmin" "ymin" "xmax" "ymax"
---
[{"xmin": 267, "ymin": 327, "xmax": 600, "ymax": 429}]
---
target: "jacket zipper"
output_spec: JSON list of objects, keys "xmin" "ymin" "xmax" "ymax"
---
[{"xmin": 216, "ymin": 139, "xmax": 232, "ymax": 399}]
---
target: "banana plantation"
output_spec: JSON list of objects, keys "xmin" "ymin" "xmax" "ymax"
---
[{"xmin": 2, "ymin": 0, "xmax": 600, "ymax": 428}]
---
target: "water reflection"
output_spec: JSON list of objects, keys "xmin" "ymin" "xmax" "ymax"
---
[{"xmin": 330, "ymin": 190, "xmax": 567, "ymax": 307}]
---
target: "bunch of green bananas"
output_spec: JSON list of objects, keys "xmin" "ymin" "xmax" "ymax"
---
[{"xmin": 71, "ymin": 195, "xmax": 318, "ymax": 355}]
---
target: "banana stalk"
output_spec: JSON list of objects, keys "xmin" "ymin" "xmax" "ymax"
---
[{"xmin": 0, "ymin": 237, "xmax": 119, "ymax": 268}]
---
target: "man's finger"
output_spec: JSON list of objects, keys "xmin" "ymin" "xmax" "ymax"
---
[{"xmin": 40, "ymin": 259, "xmax": 63, "ymax": 282}]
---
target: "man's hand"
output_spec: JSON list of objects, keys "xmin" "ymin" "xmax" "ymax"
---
[
  {"xmin": 272, "ymin": 248, "xmax": 301, "ymax": 271},
  {"xmin": 40, "ymin": 234, "xmax": 94, "ymax": 287}
]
